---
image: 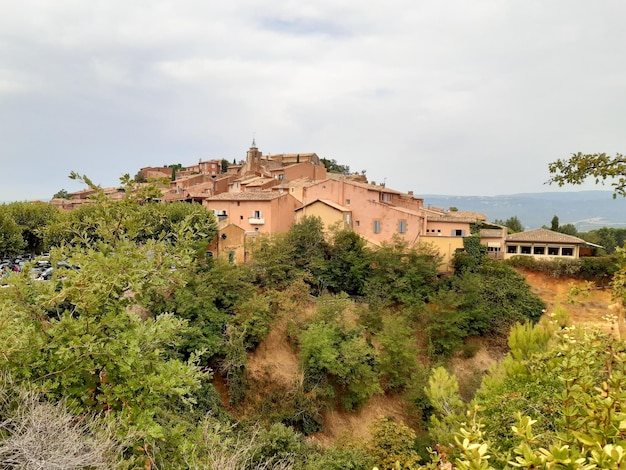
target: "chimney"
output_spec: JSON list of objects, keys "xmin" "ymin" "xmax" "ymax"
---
[{"xmin": 408, "ymin": 191, "xmax": 413, "ymax": 196}]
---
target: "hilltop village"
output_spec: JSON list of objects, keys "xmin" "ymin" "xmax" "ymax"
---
[{"xmin": 50, "ymin": 141, "xmax": 588, "ymax": 271}]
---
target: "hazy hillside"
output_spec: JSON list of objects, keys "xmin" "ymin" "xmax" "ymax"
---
[{"xmin": 419, "ymin": 190, "xmax": 626, "ymax": 231}]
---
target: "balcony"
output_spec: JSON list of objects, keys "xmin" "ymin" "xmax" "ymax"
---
[{"xmin": 248, "ymin": 217, "xmax": 265, "ymax": 225}]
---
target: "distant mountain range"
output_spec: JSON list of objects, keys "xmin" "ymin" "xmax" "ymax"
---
[{"xmin": 418, "ymin": 191, "xmax": 626, "ymax": 232}]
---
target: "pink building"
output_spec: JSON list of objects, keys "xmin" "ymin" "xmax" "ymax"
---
[
  {"xmin": 302, "ymin": 178, "xmax": 425, "ymax": 246},
  {"xmin": 205, "ymin": 191, "xmax": 300, "ymax": 234}
]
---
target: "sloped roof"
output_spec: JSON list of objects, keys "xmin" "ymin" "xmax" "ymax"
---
[
  {"xmin": 207, "ymin": 191, "xmax": 284, "ymax": 201},
  {"xmin": 296, "ymin": 199, "xmax": 350, "ymax": 212},
  {"xmin": 506, "ymin": 228, "xmax": 585, "ymax": 244},
  {"xmin": 480, "ymin": 228, "xmax": 506, "ymax": 238},
  {"xmin": 426, "ymin": 215, "xmax": 480, "ymax": 223}
]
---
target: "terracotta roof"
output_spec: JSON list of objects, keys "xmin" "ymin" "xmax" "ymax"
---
[
  {"xmin": 296, "ymin": 199, "xmax": 350, "ymax": 212},
  {"xmin": 316, "ymin": 177, "xmax": 404, "ymax": 195},
  {"xmin": 271, "ymin": 177, "xmax": 315, "ymax": 189},
  {"xmin": 480, "ymin": 228, "xmax": 506, "ymax": 238},
  {"xmin": 506, "ymin": 228, "xmax": 585, "ymax": 244},
  {"xmin": 451, "ymin": 211, "xmax": 487, "ymax": 221},
  {"xmin": 426, "ymin": 215, "xmax": 480, "ymax": 223},
  {"xmin": 244, "ymin": 177, "xmax": 276, "ymax": 187},
  {"xmin": 207, "ymin": 192, "xmax": 285, "ymax": 201}
]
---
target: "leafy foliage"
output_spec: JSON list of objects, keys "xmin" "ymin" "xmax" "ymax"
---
[
  {"xmin": 493, "ymin": 216, "xmax": 523, "ymax": 233},
  {"xmin": 298, "ymin": 313, "xmax": 381, "ymax": 411},
  {"xmin": 548, "ymin": 151, "xmax": 626, "ymax": 198},
  {"xmin": 365, "ymin": 239, "xmax": 440, "ymax": 309},
  {"xmin": 321, "ymin": 158, "xmax": 350, "ymax": 174},
  {"xmin": 367, "ymin": 417, "xmax": 421, "ymax": 470},
  {"xmin": 0, "ymin": 210, "xmax": 25, "ymax": 257}
]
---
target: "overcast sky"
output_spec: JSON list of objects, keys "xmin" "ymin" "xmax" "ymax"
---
[{"xmin": 1, "ymin": 1, "xmax": 625, "ymax": 202}]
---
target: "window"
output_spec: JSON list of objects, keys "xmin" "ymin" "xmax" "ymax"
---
[
  {"xmin": 487, "ymin": 246, "xmax": 501, "ymax": 252},
  {"xmin": 562, "ymin": 247, "xmax": 574, "ymax": 256},
  {"xmin": 453, "ymin": 229, "xmax": 465, "ymax": 237},
  {"xmin": 373, "ymin": 220, "xmax": 381, "ymax": 234},
  {"xmin": 548, "ymin": 246, "xmax": 559, "ymax": 255},
  {"xmin": 356, "ymin": 220, "xmax": 360, "ymax": 227},
  {"xmin": 253, "ymin": 210, "xmax": 262, "ymax": 218},
  {"xmin": 507, "ymin": 245, "xmax": 518, "ymax": 254},
  {"xmin": 520, "ymin": 246, "xmax": 531, "ymax": 254},
  {"xmin": 398, "ymin": 220, "xmax": 407, "ymax": 233},
  {"xmin": 291, "ymin": 187, "xmax": 295, "ymax": 193},
  {"xmin": 381, "ymin": 193, "xmax": 392, "ymax": 202},
  {"xmin": 533, "ymin": 246, "xmax": 545, "ymax": 255},
  {"xmin": 345, "ymin": 199, "xmax": 351, "ymax": 205}
]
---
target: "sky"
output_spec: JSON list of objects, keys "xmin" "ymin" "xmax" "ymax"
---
[{"xmin": 2, "ymin": 0, "xmax": 626, "ymax": 202}]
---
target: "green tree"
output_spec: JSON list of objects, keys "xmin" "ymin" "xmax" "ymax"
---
[
  {"xmin": 220, "ymin": 158, "xmax": 229, "ymax": 173},
  {"xmin": 558, "ymin": 222, "xmax": 578, "ymax": 236},
  {"xmin": 0, "ymin": 210, "xmax": 26, "ymax": 257},
  {"xmin": 367, "ymin": 417, "xmax": 420, "ymax": 470},
  {"xmin": 133, "ymin": 171, "xmax": 147, "ymax": 183},
  {"xmin": 548, "ymin": 152, "xmax": 626, "ymax": 198},
  {"xmin": 44, "ymin": 174, "xmax": 217, "ymax": 252},
  {"xmin": 286, "ymin": 216, "xmax": 330, "ymax": 292},
  {"xmin": 299, "ymin": 318, "xmax": 381, "ymax": 411},
  {"xmin": 494, "ymin": 216, "xmax": 523, "ymax": 233},
  {"xmin": 551, "ymin": 214, "xmax": 559, "ymax": 231},
  {"xmin": 321, "ymin": 158, "xmax": 350, "ymax": 174},
  {"xmin": 365, "ymin": 239, "xmax": 440, "ymax": 310},
  {"xmin": 4, "ymin": 201, "xmax": 60, "ymax": 253},
  {"xmin": 425, "ymin": 366, "xmax": 465, "ymax": 451},
  {"xmin": 376, "ymin": 314, "xmax": 419, "ymax": 389},
  {"xmin": 325, "ymin": 229, "xmax": 371, "ymax": 296},
  {"xmin": 52, "ymin": 188, "xmax": 71, "ymax": 199}
]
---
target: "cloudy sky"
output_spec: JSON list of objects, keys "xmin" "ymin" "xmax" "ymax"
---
[{"xmin": 1, "ymin": 0, "xmax": 625, "ymax": 202}]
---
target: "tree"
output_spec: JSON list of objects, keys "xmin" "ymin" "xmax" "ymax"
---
[
  {"xmin": 321, "ymin": 158, "xmax": 350, "ymax": 174},
  {"xmin": 494, "ymin": 216, "xmax": 523, "ymax": 233},
  {"xmin": 4, "ymin": 201, "xmax": 60, "ymax": 253},
  {"xmin": 325, "ymin": 229, "xmax": 371, "ymax": 296},
  {"xmin": 53, "ymin": 189, "xmax": 70, "ymax": 199},
  {"xmin": 0, "ymin": 211, "xmax": 25, "ymax": 257},
  {"xmin": 558, "ymin": 223, "xmax": 578, "ymax": 236},
  {"xmin": 548, "ymin": 152, "xmax": 626, "ymax": 198},
  {"xmin": 220, "ymin": 159, "xmax": 229, "ymax": 173},
  {"xmin": 133, "ymin": 171, "xmax": 147, "ymax": 183},
  {"xmin": 551, "ymin": 215, "xmax": 559, "ymax": 231}
]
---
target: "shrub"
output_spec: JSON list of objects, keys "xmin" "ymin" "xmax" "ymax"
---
[
  {"xmin": 249, "ymin": 423, "xmax": 304, "ymax": 469},
  {"xmin": 303, "ymin": 446, "xmax": 372, "ymax": 470},
  {"xmin": 505, "ymin": 255, "xmax": 538, "ymax": 270},
  {"xmin": 578, "ymin": 255, "xmax": 619, "ymax": 281},
  {"xmin": 367, "ymin": 417, "xmax": 420, "ymax": 470}
]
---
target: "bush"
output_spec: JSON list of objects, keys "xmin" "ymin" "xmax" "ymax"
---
[
  {"xmin": 578, "ymin": 255, "xmax": 618, "ymax": 281},
  {"xmin": 303, "ymin": 446, "xmax": 372, "ymax": 470},
  {"xmin": 366, "ymin": 417, "xmax": 420, "ymax": 470},
  {"xmin": 298, "ymin": 320, "xmax": 381, "ymax": 411},
  {"xmin": 249, "ymin": 423, "xmax": 304, "ymax": 469},
  {"xmin": 505, "ymin": 255, "xmax": 538, "ymax": 270}
]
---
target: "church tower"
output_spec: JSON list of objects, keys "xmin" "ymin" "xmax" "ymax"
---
[{"xmin": 243, "ymin": 138, "xmax": 262, "ymax": 174}]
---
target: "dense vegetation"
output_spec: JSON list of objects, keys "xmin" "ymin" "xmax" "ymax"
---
[{"xmin": 1, "ymin": 173, "xmax": 624, "ymax": 468}]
